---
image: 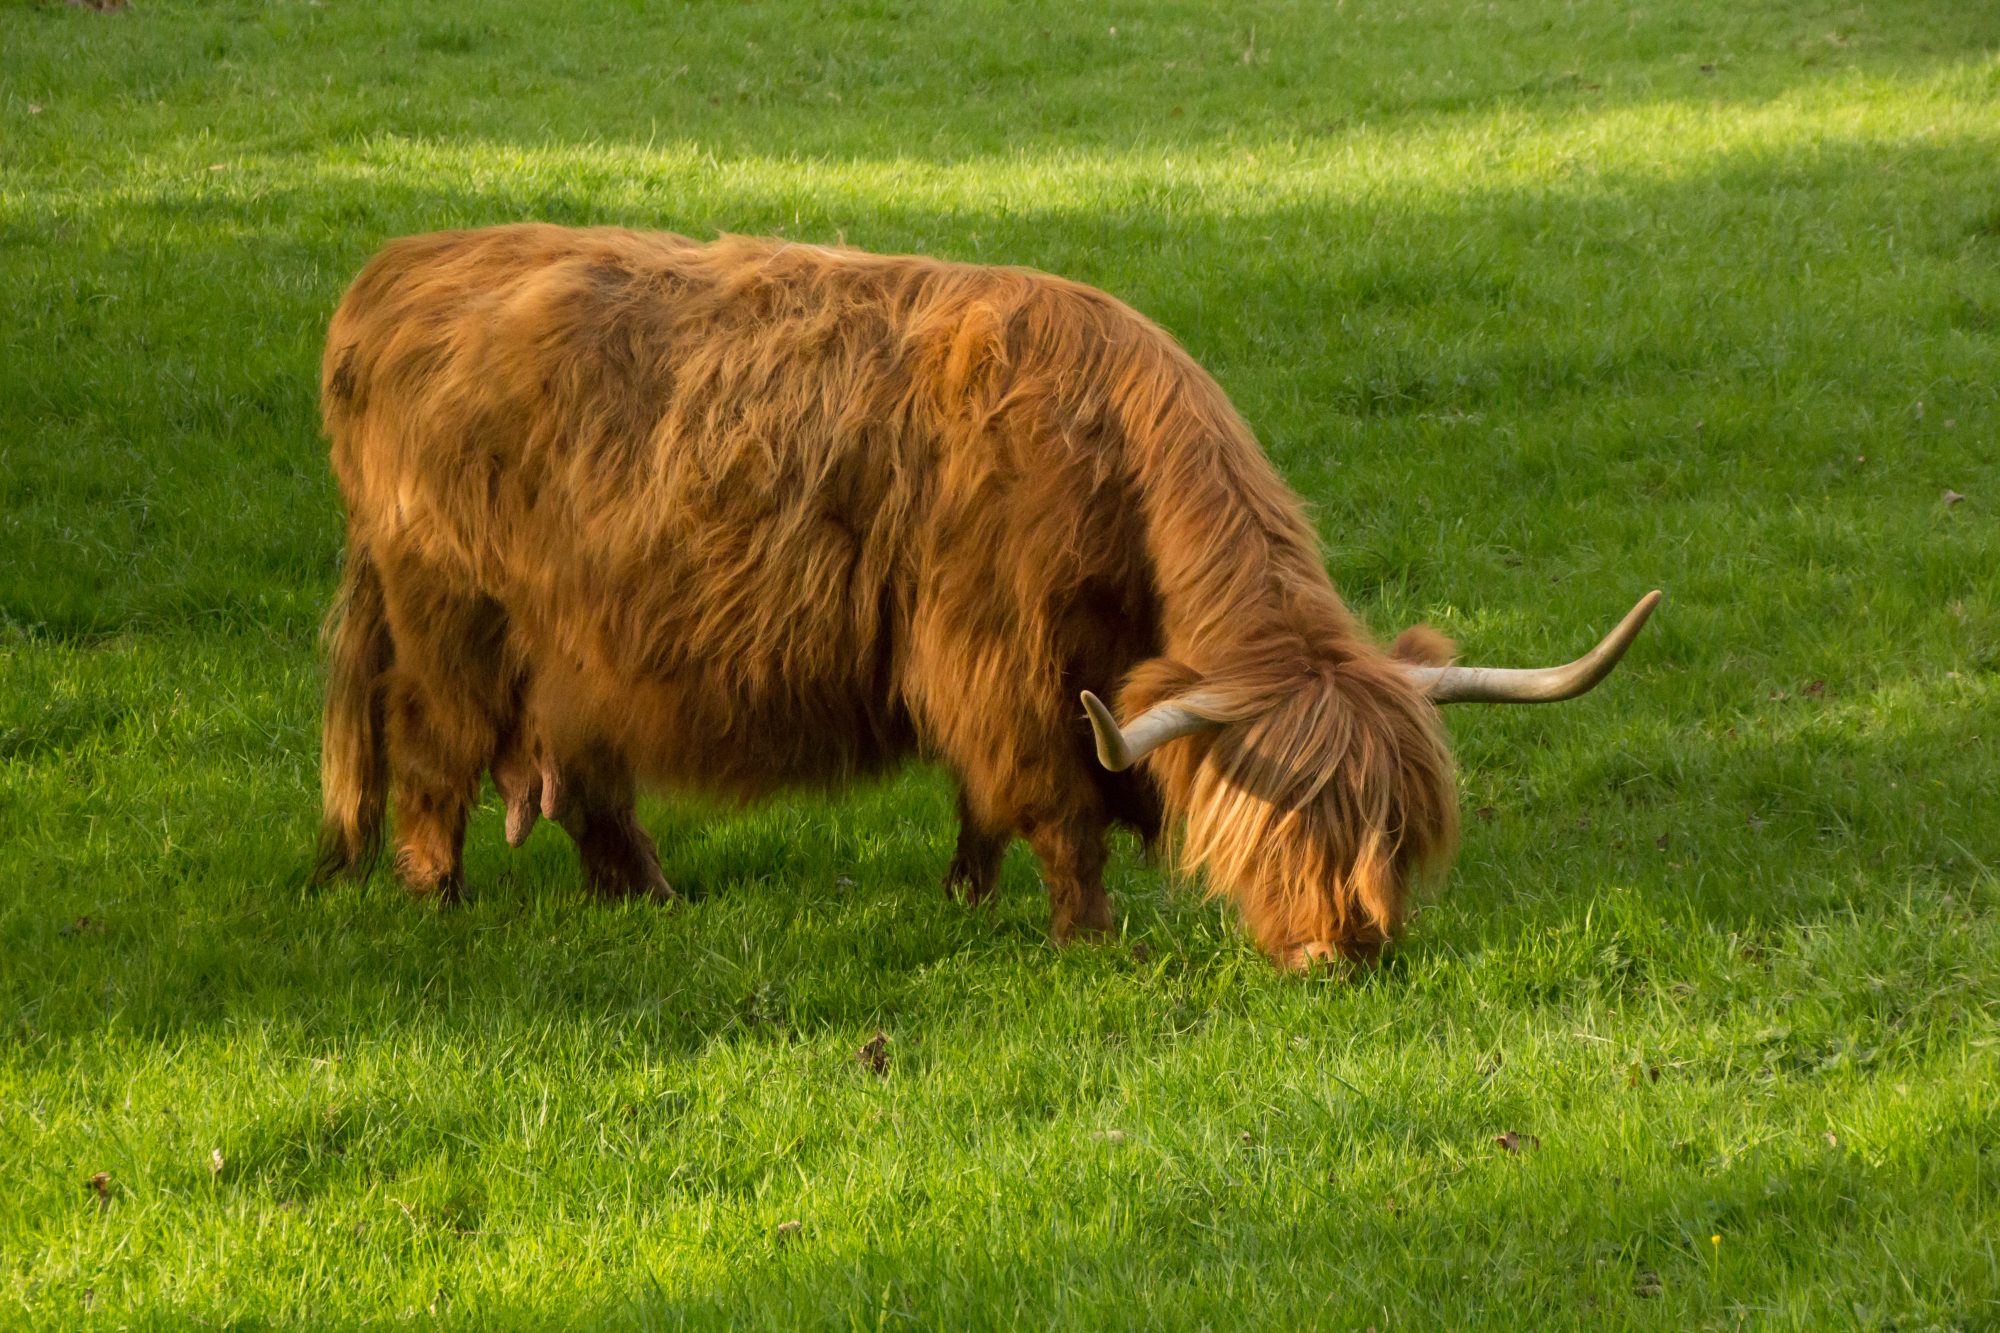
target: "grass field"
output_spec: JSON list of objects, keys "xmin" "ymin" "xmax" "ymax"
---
[{"xmin": 4, "ymin": 0, "xmax": 1999, "ymax": 1325}]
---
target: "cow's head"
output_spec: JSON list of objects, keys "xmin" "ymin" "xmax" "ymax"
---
[{"xmin": 1083, "ymin": 592, "xmax": 1661, "ymax": 968}]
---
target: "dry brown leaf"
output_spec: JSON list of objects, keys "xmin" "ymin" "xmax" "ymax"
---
[{"xmin": 856, "ymin": 1030, "xmax": 889, "ymax": 1077}]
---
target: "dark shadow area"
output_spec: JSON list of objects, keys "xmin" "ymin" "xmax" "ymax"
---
[{"xmin": 9, "ymin": 0, "xmax": 1999, "ymax": 164}]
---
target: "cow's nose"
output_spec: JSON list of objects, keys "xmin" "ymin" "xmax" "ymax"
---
[{"xmin": 1284, "ymin": 940, "xmax": 1338, "ymax": 971}]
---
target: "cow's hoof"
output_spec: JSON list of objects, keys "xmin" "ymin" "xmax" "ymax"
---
[
  {"xmin": 394, "ymin": 849, "xmax": 464, "ymax": 904},
  {"xmin": 400, "ymin": 869, "xmax": 465, "ymax": 905},
  {"xmin": 1049, "ymin": 908, "xmax": 1115, "ymax": 944},
  {"xmin": 942, "ymin": 863, "xmax": 997, "ymax": 906},
  {"xmin": 585, "ymin": 856, "xmax": 675, "ymax": 904},
  {"xmin": 636, "ymin": 867, "xmax": 677, "ymax": 904}
]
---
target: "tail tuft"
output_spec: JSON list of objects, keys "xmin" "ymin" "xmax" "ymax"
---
[{"xmin": 313, "ymin": 545, "xmax": 391, "ymax": 882}]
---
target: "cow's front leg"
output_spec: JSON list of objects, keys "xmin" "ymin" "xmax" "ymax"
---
[
  {"xmin": 1023, "ymin": 809, "xmax": 1113, "ymax": 943},
  {"xmin": 943, "ymin": 785, "xmax": 1009, "ymax": 905}
]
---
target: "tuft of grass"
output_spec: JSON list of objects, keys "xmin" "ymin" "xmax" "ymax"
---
[{"xmin": 3, "ymin": 0, "xmax": 1998, "ymax": 1325}]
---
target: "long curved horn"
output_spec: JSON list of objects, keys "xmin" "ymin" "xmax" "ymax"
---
[
  {"xmin": 1080, "ymin": 690, "xmax": 1227, "ymax": 771},
  {"xmin": 1404, "ymin": 590, "xmax": 1662, "ymax": 704}
]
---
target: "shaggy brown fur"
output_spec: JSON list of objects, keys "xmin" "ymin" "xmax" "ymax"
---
[{"xmin": 316, "ymin": 225, "xmax": 1458, "ymax": 964}]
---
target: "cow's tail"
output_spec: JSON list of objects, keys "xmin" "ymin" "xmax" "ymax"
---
[{"xmin": 313, "ymin": 543, "xmax": 392, "ymax": 882}]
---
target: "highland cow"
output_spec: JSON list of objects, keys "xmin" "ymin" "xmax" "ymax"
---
[{"xmin": 315, "ymin": 225, "xmax": 1656, "ymax": 967}]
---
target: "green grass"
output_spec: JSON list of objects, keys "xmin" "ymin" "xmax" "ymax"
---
[{"xmin": 4, "ymin": 0, "xmax": 1999, "ymax": 1325}]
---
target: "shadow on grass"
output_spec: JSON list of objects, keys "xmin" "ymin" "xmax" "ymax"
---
[
  {"xmin": 5, "ymin": 676, "xmax": 1990, "ymax": 1055},
  {"xmin": 9, "ymin": 0, "xmax": 1999, "ymax": 166},
  {"xmin": 6, "ymin": 115, "xmax": 1997, "ymax": 640},
  {"xmin": 1, "ymin": 81, "xmax": 1996, "ymax": 1054}
]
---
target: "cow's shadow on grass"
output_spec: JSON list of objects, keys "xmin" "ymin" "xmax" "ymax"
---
[{"xmin": 12, "ymin": 680, "xmax": 1993, "ymax": 1055}]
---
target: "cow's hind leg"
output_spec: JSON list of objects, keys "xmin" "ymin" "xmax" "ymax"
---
[
  {"xmin": 384, "ymin": 675, "xmax": 475, "ymax": 900},
  {"xmin": 545, "ymin": 740, "xmax": 672, "ymax": 902},
  {"xmin": 378, "ymin": 569, "xmax": 513, "ymax": 901}
]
